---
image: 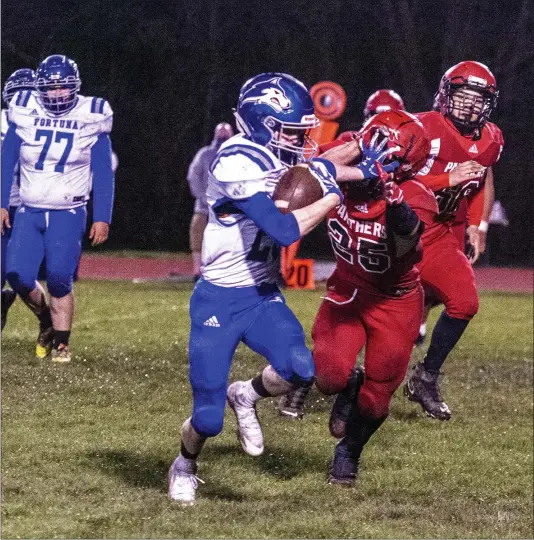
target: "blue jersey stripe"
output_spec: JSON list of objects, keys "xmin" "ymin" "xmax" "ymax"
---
[
  {"xmin": 15, "ymin": 91, "xmax": 23, "ymax": 106},
  {"xmin": 21, "ymin": 91, "xmax": 31, "ymax": 107},
  {"xmin": 98, "ymin": 99, "xmax": 106, "ymax": 114},
  {"xmin": 91, "ymin": 96, "xmax": 98, "ymax": 113},
  {"xmin": 210, "ymin": 145, "xmax": 277, "ymax": 174}
]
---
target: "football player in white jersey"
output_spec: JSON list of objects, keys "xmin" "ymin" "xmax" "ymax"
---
[
  {"xmin": 168, "ymin": 72, "xmax": 399, "ymax": 506},
  {"xmin": 1, "ymin": 55, "xmax": 115, "ymax": 362},
  {"xmin": 1, "ymin": 68, "xmax": 53, "ymax": 333}
]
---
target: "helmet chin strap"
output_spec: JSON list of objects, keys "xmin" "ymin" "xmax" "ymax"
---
[{"xmin": 448, "ymin": 114, "xmax": 482, "ymax": 140}]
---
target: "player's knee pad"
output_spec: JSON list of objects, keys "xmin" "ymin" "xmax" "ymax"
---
[
  {"xmin": 191, "ymin": 405, "xmax": 225, "ymax": 438},
  {"xmin": 286, "ymin": 344, "xmax": 314, "ymax": 386},
  {"xmin": 358, "ymin": 378, "xmax": 397, "ymax": 419},
  {"xmin": 313, "ymin": 347, "xmax": 353, "ymax": 395},
  {"xmin": 314, "ymin": 367, "xmax": 349, "ymax": 396},
  {"xmin": 46, "ymin": 272, "xmax": 73, "ymax": 298},
  {"xmin": 446, "ymin": 291, "xmax": 479, "ymax": 320},
  {"xmin": 6, "ymin": 270, "xmax": 34, "ymax": 296}
]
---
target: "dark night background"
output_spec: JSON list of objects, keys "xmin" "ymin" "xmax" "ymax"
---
[{"xmin": 2, "ymin": 0, "xmax": 533, "ymax": 265}]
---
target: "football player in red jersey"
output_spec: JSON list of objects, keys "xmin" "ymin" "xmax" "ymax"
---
[
  {"xmin": 310, "ymin": 111, "xmax": 444, "ymax": 486},
  {"xmin": 278, "ymin": 89, "xmax": 407, "ymax": 419},
  {"xmin": 363, "ymin": 88, "xmax": 405, "ymax": 120},
  {"xmin": 404, "ymin": 61, "xmax": 504, "ymax": 420}
]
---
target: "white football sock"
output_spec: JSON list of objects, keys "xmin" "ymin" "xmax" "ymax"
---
[{"xmin": 240, "ymin": 379, "xmax": 262, "ymax": 406}]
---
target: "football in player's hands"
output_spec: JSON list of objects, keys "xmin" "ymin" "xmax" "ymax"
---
[{"xmin": 273, "ymin": 165, "xmax": 324, "ymax": 214}]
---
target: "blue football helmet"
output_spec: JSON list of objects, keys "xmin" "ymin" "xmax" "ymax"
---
[
  {"xmin": 234, "ymin": 72, "xmax": 319, "ymax": 165},
  {"xmin": 35, "ymin": 55, "xmax": 81, "ymax": 115},
  {"xmin": 2, "ymin": 68, "xmax": 36, "ymax": 106}
]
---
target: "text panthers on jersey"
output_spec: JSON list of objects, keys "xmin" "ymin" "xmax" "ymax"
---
[{"xmin": 6, "ymin": 90, "xmax": 112, "ymax": 210}]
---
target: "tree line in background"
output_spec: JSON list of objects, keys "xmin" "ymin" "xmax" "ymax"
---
[{"xmin": 2, "ymin": 0, "xmax": 532, "ymax": 264}]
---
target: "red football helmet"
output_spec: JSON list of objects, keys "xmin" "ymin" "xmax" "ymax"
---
[
  {"xmin": 359, "ymin": 110, "xmax": 431, "ymax": 181},
  {"xmin": 363, "ymin": 89, "xmax": 405, "ymax": 120},
  {"xmin": 434, "ymin": 61, "xmax": 498, "ymax": 131}
]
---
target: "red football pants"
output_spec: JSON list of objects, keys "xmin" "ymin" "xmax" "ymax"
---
[
  {"xmin": 419, "ymin": 234, "xmax": 478, "ymax": 320},
  {"xmin": 312, "ymin": 285, "xmax": 423, "ymax": 419},
  {"xmin": 450, "ymin": 220, "xmax": 466, "ymax": 251}
]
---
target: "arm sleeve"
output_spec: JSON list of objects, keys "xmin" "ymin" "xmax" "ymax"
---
[
  {"xmin": 467, "ymin": 186, "xmax": 485, "ymax": 227},
  {"xmin": 386, "ymin": 201, "xmax": 421, "ymax": 236},
  {"xmin": 386, "ymin": 201, "xmax": 423, "ymax": 258},
  {"xmin": 233, "ymin": 192, "xmax": 300, "ymax": 247},
  {"xmin": 1, "ymin": 125, "xmax": 22, "ymax": 208},
  {"xmin": 91, "ymin": 133, "xmax": 115, "ymax": 223},
  {"xmin": 416, "ymin": 172, "xmax": 450, "ymax": 191}
]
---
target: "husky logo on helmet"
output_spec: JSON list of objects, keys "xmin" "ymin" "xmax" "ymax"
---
[
  {"xmin": 240, "ymin": 78, "xmax": 292, "ymax": 113},
  {"xmin": 234, "ymin": 72, "xmax": 319, "ymax": 166}
]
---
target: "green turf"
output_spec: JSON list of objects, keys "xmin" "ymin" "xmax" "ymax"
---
[{"xmin": 1, "ymin": 282, "xmax": 532, "ymax": 538}]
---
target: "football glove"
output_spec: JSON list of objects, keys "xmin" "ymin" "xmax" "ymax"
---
[
  {"xmin": 356, "ymin": 130, "xmax": 400, "ymax": 179},
  {"xmin": 375, "ymin": 161, "xmax": 404, "ymax": 206},
  {"xmin": 309, "ymin": 162, "xmax": 344, "ymax": 203}
]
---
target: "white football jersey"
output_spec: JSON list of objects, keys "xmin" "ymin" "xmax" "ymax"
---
[
  {"xmin": 1, "ymin": 109, "xmax": 21, "ymax": 207},
  {"xmin": 8, "ymin": 91, "xmax": 113, "ymax": 210},
  {"xmin": 202, "ymin": 135, "xmax": 287, "ymax": 287}
]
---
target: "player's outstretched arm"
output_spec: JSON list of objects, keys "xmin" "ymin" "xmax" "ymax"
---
[
  {"xmin": 233, "ymin": 187, "xmax": 341, "ymax": 247},
  {"xmin": 320, "ymin": 139, "xmax": 366, "ymax": 181},
  {"xmin": 322, "ymin": 131, "xmax": 400, "ymax": 182},
  {"xmin": 320, "ymin": 139, "xmax": 361, "ymax": 166},
  {"xmin": 292, "ymin": 193, "xmax": 340, "ymax": 236}
]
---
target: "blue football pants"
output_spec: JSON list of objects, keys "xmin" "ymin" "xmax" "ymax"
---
[
  {"xmin": 6, "ymin": 205, "xmax": 86, "ymax": 298},
  {"xmin": 188, "ymin": 278, "xmax": 314, "ymax": 438}
]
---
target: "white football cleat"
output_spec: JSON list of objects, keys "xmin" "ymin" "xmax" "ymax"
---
[
  {"xmin": 168, "ymin": 457, "xmax": 203, "ymax": 506},
  {"xmin": 227, "ymin": 381, "xmax": 264, "ymax": 456}
]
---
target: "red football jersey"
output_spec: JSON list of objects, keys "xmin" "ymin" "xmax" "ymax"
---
[
  {"xmin": 414, "ymin": 111, "xmax": 503, "ymax": 224},
  {"xmin": 326, "ymin": 180, "xmax": 438, "ymax": 295},
  {"xmin": 401, "ymin": 180, "xmax": 449, "ymax": 246}
]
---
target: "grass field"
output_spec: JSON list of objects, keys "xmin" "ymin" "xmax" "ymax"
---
[{"xmin": 1, "ymin": 281, "xmax": 532, "ymax": 539}]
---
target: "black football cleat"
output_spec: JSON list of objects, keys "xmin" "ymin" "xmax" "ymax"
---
[
  {"xmin": 404, "ymin": 362, "xmax": 451, "ymax": 420},
  {"xmin": 1, "ymin": 289, "xmax": 17, "ymax": 331},
  {"xmin": 327, "ymin": 437, "xmax": 360, "ymax": 487},
  {"xmin": 278, "ymin": 384, "xmax": 312, "ymax": 419},
  {"xmin": 414, "ymin": 331, "xmax": 426, "ymax": 347},
  {"xmin": 329, "ymin": 367, "xmax": 365, "ymax": 438}
]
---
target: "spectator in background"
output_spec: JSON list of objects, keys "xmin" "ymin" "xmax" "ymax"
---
[{"xmin": 187, "ymin": 122, "xmax": 234, "ymax": 280}]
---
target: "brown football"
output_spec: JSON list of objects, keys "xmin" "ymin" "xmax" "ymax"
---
[{"xmin": 273, "ymin": 165, "xmax": 323, "ymax": 214}]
